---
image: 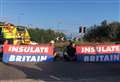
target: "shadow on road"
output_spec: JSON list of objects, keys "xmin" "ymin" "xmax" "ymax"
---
[
  {"xmin": 3, "ymin": 62, "xmax": 120, "ymax": 81},
  {"xmin": 4, "ymin": 63, "xmax": 54, "ymax": 81},
  {"xmin": 36, "ymin": 62, "xmax": 120, "ymax": 80}
]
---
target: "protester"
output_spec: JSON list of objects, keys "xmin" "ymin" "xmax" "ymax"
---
[
  {"xmin": 49, "ymin": 40, "xmax": 61, "ymax": 61},
  {"xmin": 63, "ymin": 41, "xmax": 77, "ymax": 61},
  {"xmin": 49, "ymin": 40, "xmax": 57, "ymax": 58}
]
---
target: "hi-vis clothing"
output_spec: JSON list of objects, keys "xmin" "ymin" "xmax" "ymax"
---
[
  {"xmin": 3, "ymin": 26, "xmax": 17, "ymax": 39},
  {"xmin": 14, "ymin": 32, "xmax": 23, "ymax": 45},
  {"xmin": 22, "ymin": 28, "xmax": 31, "ymax": 45},
  {"xmin": 13, "ymin": 32, "xmax": 20, "ymax": 45},
  {"xmin": 23, "ymin": 28, "xmax": 30, "ymax": 39},
  {"xmin": 14, "ymin": 28, "xmax": 31, "ymax": 45}
]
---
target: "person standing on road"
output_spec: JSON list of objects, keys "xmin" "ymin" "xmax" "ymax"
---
[
  {"xmin": 3, "ymin": 23, "xmax": 17, "ymax": 44},
  {"xmin": 63, "ymin": 41, "xmax": 77, "ymax": 61}
]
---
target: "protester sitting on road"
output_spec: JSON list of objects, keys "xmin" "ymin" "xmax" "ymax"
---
[
  {"xmin": 49, "ymin": 40, "xmax": 61, "ymax": 61},
  {"xmin": 63, "ymin": 41, "xmax": 77, "ymax": 61}
]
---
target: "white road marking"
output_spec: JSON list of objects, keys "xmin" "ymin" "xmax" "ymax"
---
[{"xmin": 49, "ymin": 75, "xmax": 61, "ymax": 81}]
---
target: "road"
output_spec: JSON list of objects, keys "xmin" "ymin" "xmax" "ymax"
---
[{"xmin": 0, "ymin": 62, "xmax": 120, "ymax": 82}]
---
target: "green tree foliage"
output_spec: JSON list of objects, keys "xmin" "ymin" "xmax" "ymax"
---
[
  {"xmin": 27, "ymin": 27, "xmax": 65, "ymax": 43},
  {"xmin": 84, "ymin": 20, "xmax": 120, "ymax": 43},
  {"xmin": 0, "ymin": 22, "xmax": 4, "ymax": 26}
]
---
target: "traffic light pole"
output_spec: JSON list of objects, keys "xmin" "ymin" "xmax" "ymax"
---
[
  {"xmin": 80, "ymin": 32, "xmax": 84, "ymax": 43},
  {"xmin": 79, "ymin": 26, "xmax": 86, "ymax": 43}
]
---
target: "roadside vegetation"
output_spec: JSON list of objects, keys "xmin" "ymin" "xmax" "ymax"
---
[
  {"xmin": 84, "ymin": 20, "xmax": 120, "ymax": 43},
  {"xmin": 0, "ymin": 20, "xmax": 120, "ymax": 45}
]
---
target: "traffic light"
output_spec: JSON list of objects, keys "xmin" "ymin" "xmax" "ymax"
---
[
  {"xmin": 79, "ymin": 26, "xmax": 86, "ymax": 33},
  {"xmin": 83, "ymin": 27, "xmax": 86, "ymax": 33},
  {"xmin": 79, "ymin": 26, "xmax": 82, "ymax": 33}
]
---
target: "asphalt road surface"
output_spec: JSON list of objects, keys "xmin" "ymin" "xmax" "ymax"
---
[{"xmin": 1, "ymin": 62, "xmax": 120, "ymax": 82}]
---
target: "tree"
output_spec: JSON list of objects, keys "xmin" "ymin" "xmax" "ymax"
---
[
  {"xmin": 27, "ymin": 27, "xmax": 66, "ymax": 43},
  {"xmin": 84, "ymin": 20, "xmax": 120, "ymax": 43}
]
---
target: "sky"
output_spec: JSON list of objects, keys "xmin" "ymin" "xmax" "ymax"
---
[{"xmin": 0, "ymin": 0, "xmax": 120, "ymax": 34}]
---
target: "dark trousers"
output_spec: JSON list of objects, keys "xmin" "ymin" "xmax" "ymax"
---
[
  {"xmin": 0, "ymin": 45, "xmax": 3, "ymax": 61},
  {"xmin": 64, "ymin": 55, "xmax": 77, "ymax": 61},
  {"xmin": 6, "ymin": 39, "xmax": 13, "ymax": 44}
]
